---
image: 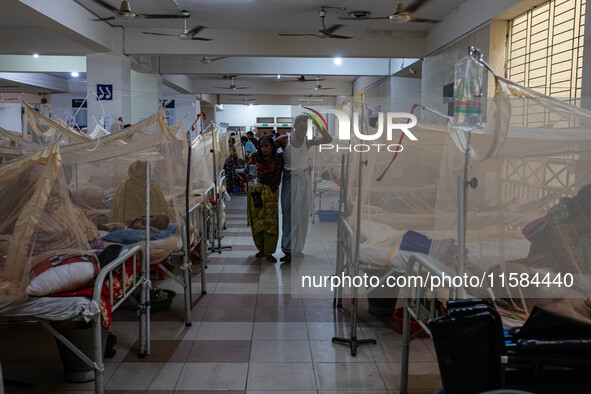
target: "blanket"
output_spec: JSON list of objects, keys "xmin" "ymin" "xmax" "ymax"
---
[{"xmin": 101, "ymin": 224, "xmax": 178, "ymax": 244}]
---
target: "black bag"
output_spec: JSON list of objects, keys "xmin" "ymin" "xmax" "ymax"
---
[
  {"xmin": 251, "ymin": 191, "xmax": 263, "ymax": 208},
  {"xmin": 429, "ymin": 299, "xmax": 504, "ymax": 394}
]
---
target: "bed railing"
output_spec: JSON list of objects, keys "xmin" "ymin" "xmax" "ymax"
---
[
  {"xmin": 400, "ymin": 253, "xmax": 459, "ymax": 394},
  {"xmin": 38, "ymin": 245, "xmax": 146, "ymax": 394}
]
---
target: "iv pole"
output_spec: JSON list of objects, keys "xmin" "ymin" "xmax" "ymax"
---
[
  {"xmin": 456, "ymin": 46, "xmax": 488, "ymax": 299},
  {"xmin": 208, "ymin": 121, "xmax": 232, "ymax": 254},
  {"xmin": 332, "ymin": 95, "xmax": 377, "ymax": 356}
]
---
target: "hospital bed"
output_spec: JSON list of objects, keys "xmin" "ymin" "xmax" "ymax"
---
[{"xmin": 0, "ymin": 245, "xmax": 148, "ymax": 394}]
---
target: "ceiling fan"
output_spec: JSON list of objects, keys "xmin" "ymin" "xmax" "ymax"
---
[
  {"xmin": 215, "ymin": 77, "xmax": 249, "ymax": 90},
  {"xmin": 279, "ymin": 7, "xmax": 353, "ymax": 39},
  {"xmin": 92, "ymin": 0, "xmax": 190, "ymax": 21},
  {"xmin": 143, "ymin": 19, "xmax": 211, "ymax": 40},
  {"xmin": 284, "ymin": 75, "xmax": 326, "ymax": 83},
  {"xmin": 310, "ymin": 79, "xmax": 334, "ymax": 91},
  {"xmin": 338, "ymin": 0, "xmax": 438, "ymax": 23}
]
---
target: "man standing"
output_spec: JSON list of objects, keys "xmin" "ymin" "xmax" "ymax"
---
[
  {"xmin": 275, "ymin": 114, "xmax": 332, "ymax": 262},
  {"xmin": 241, "ymin": 136, "xmax": 257, "ymax": 159},
  {"xmin": 246, "ymin": 130, "xmax": 259, "ymax": 150}
]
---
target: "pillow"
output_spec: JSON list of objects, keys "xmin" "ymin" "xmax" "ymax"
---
[{"xmin": 27, "ymin": 254, "xmax": 99, "ymax": 296}]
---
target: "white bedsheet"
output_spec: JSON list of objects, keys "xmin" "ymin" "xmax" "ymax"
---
[{"xmin": 0, "ymin": 296, "xmax": 99, "ymax": 322}]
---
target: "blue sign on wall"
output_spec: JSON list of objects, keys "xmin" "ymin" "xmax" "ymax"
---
[{"xmin": 97, "ymin": 84, "xmax": 113, "ymax": 100}]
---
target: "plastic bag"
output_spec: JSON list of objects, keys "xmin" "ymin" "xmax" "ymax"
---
[{"xmin": 452, "ymin": 55, "xmax": 484, "ymax": 132}]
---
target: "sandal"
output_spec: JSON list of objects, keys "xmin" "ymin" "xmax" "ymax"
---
[
  {"xmin": 266, "ymin": 255, "xmax": 277, "ymax": 263},
  {"xmin": 280, "ymin": 254, "xmax": 291, "ymax": 263},
  {"xmin": 255, "ymin": 251, "xmax": 264, "ymax": 258}
]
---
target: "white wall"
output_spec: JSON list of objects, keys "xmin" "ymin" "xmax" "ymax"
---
[
  {"xmin": 421, "ymin": 23, "xmax": 492, "ymax": 124},
  {"xmin": 0, "ymin": 104, "xmax": 22, "ymax": 132},
  {"xmin": 361, "ymin": 76, "xmax": 422, "ymax": 115},
  {"xmin": 50, "ymin": 78, "xmax": 87, "ymax": 126},
  {"xmin": 214, "ymin": 104, "xmax": 292, "ymax": 130},
  {"xmin": 161, "ymin": 93, "xmax": 198, "ymax": 127}
]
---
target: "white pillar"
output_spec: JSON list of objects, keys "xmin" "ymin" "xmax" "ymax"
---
[
  {"xmin": 86, "ymin": 53, "xmax": 131, "ymax": 131},
  {"xmin": 131, "ymin": 70, "xmax": 163, "ymax": 124}
]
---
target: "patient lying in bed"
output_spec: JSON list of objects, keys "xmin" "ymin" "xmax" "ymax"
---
[{"xmin": 98, "ymin": 213, "xmax": 170, "ymax": 233}]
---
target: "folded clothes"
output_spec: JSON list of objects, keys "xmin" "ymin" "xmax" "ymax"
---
[
  {"xmin": 400, "ymin": 230, "xmax": 432, "ymax": 254},
  {"xmin": 101, "ymin": 224, "xmax": 178, "ymax": 244}
]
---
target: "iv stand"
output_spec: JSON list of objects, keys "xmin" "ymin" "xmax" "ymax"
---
[
  {"xmin": 332, "ymin": 95, "xmax": 377, "ymax": 356},
  {"xmin": 456, "ymin": 46, "xmax": 484, "ymax": 299},
  {"xmin": 208, "ymin": 122, "xmax": 232, "ymax": 254}
]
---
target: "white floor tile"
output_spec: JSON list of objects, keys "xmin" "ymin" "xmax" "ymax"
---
[
  {"xmin": 176, "ymin": 362, "xmax": 248, "ymax": 390},
  {"xmin": 223, "ymin": 264, "xmax": 261, "ymax": 274},
  {"xmin": 250, "ymin": 340, "xmax": 312, "ymax": 363},
  {"xmin": 310, "ymin": 340, "xmax": 374, "ymax": 363},
  {"xmin": 314, "ymin": 362, "xmax": 387, "ymax": 391},
  {"xmin": 196, "ymin": 322, "xmax": 254, "ymax": 340},
  {"xmin": 214, "ymin": 282, "xmax": 259, "ymax": 294},
  {"xmin": 106, "ymin": 362, "xmax": 184, "ymax": 390},
  {"xmin": 252, "ymin": 322, "xmax": 308, "ymax": 341},
  {"xmin": 246, "ymin": 363, "xmax": 316, "ymax": 391}
]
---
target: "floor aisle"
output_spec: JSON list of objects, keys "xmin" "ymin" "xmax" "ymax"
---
[{"xmin": 0, "ymin": 194, "xmax": 441, "ymax": 393}]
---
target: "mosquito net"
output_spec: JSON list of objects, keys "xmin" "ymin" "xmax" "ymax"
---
[
  {"xmin": 24, "ymin": 104, "xmax": 91, "ymax": 145},
  {"xmin": 60, "ymin": 110, "xmax": 187, "ymax": 264},
  {"xmin": 0, "ymin": 127, "xmax": 38, "ymax": 164},
  {"xmin": 0, "ymin": 145, "xmax": 95, "ymax": 299},
  {"xmin": 342, "ymin": 57, "xmax": 591, "ymax": 322}
]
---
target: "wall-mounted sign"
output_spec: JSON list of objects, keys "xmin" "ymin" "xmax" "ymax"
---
[{"xmin": 97, "ymin": 84, "xmax": 113, "ymax": 100}]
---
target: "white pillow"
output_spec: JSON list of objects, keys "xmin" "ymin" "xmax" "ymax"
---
[{"xmin": 27, "ymin": 260, "xmax": 97, "ymax": 296}]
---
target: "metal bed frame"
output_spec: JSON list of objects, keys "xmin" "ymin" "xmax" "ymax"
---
[
  {"xmin": 0, "ymin": 245, "xmax": 148, "ymax": 394},
  {"xmin": 158, "ymin": 195, "xmax": 209, "ymax": 326},
  {"xmin": 399, "ymin": 253, "xmax": 459, "ymax": 394}
]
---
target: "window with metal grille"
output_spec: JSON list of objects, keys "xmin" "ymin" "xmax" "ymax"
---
[
  {"xmin": 504, "ymin": 0, "xmax": 586, "ymax": 210},
  {"xmin": 507, "ymin": 0, "xmax": 586, "ymax": 105}
]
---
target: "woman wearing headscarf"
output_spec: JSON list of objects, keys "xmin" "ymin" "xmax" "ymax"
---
[
  {"xmin": 224, "ymin": 136, "xmax": 238, "ymax": 194},
  {"xmin": 109, "ymin": 160, "xmax": 170, "ymax": 224},
  {"xmin": 247, "ymin": 136, "xmax": 284, "ymax": 262}
]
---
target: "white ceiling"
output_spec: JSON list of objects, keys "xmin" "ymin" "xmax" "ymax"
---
[
  {"xmin": 76, "ymin": 0, "xmax": 468, "ymax": 32},
  {"xmin": 0, "ymin": 0, "xmax": 537, "ymax": 96}
]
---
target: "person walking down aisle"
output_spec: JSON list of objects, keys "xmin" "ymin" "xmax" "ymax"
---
[
  {"xmin": 246, "ymin": 130, "xmax": 259, "ymax": 150},
  {"xmin": 247, "ymin": 136, "xmax": 284, "ymax": 263},
  {"xmin": 241, "ymin": 136, "xmax": 257, "ymax": 159},
  {"xmin": 275, "ymin": 114, "xmax": 332, "ymax": 263},
  {"xmin": 224, "ymin": 137, "xmax": 238, "ymax": 194}
]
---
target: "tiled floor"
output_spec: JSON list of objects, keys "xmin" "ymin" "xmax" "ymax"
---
[{"xmin": 0, "ymin": 194, "xmax": 441, "ymax": 393}]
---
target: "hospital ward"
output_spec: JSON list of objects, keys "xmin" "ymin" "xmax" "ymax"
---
[{"xmin": 1, "ymin": 0, "xmax": 591, "ymax": 393}]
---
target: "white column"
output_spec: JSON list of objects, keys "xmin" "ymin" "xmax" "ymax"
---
[
  {"xmin": 86, "ymin": 53, "xmax": 131, "ymax": 131},
  {"xmin": 131, "ymin": 70, "xmax": 163, "ymax": 124}
]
